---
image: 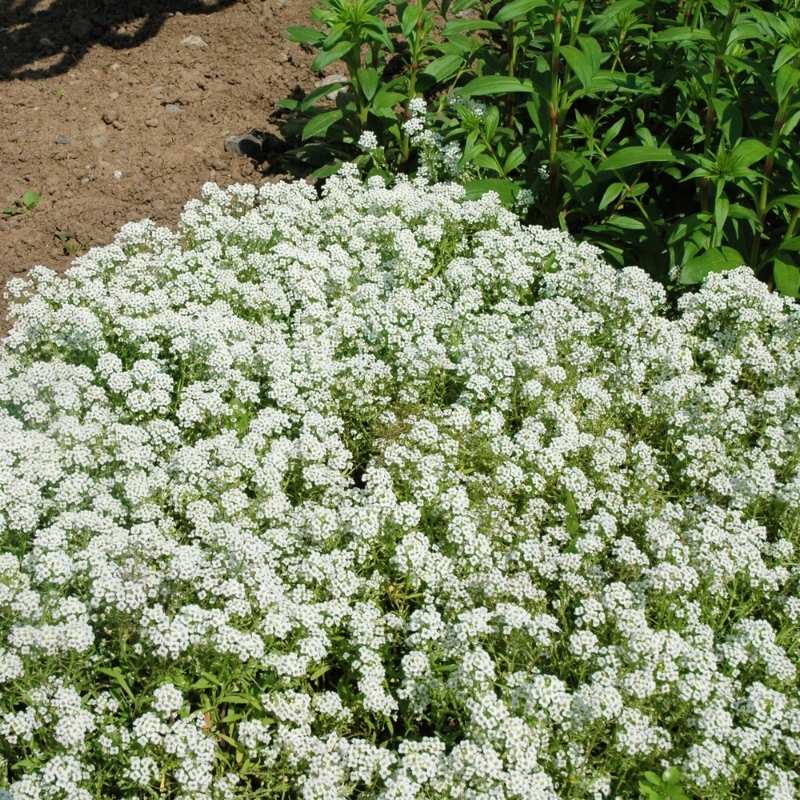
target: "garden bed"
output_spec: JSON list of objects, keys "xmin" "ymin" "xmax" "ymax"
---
[{"xmin": 0, "ymin": 0, "xmax": 316, "ymax": 335}]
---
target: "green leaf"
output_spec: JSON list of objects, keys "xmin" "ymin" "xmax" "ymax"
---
[
  {"xmin": 564, "ymin": 490, "xmax": 579, "ymax": 536},
  {"xmin": 473, "ymin": 152, "xmax": 502, "ymax": 173},
  {"xmin": 321, "ymin": 22, "xmax": 347, "ymax": 50},
  {"xmin": 442, "ymin": 18, "xmax": 502, "ymax": 36},
  {"xmin": 364, "ymin": 19, "xmax": 393, "ymax": 50},
  {"xmin": 728, "ymin": 22, "xmax": 763, "ymax": 45},
  {"xmin": 776, "ymin": 64, "xmax": 800, "ymax": 106},
  {"xmin": 774, "ymin": 258, "xmax": 800, "ymax": 297},
  {"xmin": 599, "ymin": 181, "xmax": 624, "ymax": 210},
  {"xmin": 96, "ymin": 666, "xmax": 134, "ymax": 702},
  {"xmin": 662, "ymin": 767, "xmax": 682, "ymax": 785},
  {"xmin": 463, "ymin": 178, "xmax": 520, "ymax": 206},
  {"xmin": 495, "ymin": 0, "xmax": 546, "ymax": 23},
  {"xmin": 310, "ymin": 662, "xmax": 331, "ymax": 680},
  {"xmin": 562, "ymin": 45, "xmax": 593, "ymax": 89},
  {"xmin": 286, "ymin": 25, "xmax": 324, "ymax": 45},
  {"xmin": 778, "ymin": 236, "xmax": 800, "ymax": 252},
  {"xmin": 606, "ymin": 214, "xmax": 646, "ymax": 230},
  {"xmin": 503, "ymin": 145, "xmax": 526, "ymax": 174},
  {"xmin": 371, "ymin": 89, "xmax": 405, "ymax": 110},
  {"xmin": 456, "ymin": 75, "xmax": 536, "ymax": 97},
  {"xmin": 300, "ymin": 81, "xmax": 348, "ymax": 112},
  {"xmin": 780, "ymin": 108, "xmax": 800, "ymax": 137},
  {"xmin": 484, "ymin": 105, "xmax": 500, "ymax": 141},
  {"xmin": 311, "ymin": 41, "xmax": 353, "ymax": 73},
  {"xmin": 357, "ymin": 67, "xmax": 379, "ymax": 101},
  {"xmin": 219, "ymin": 693, "xmax": 262, "ymax": 709},
  {"xmin": 301, "ymin": 109, "xmax": 344, "ymax": 141},
  {"xmin": 401, "ymin": 3, "xmax": 425, "ymax": 37},
  {"xmin": 589, "ymin": 0, "xmax": 644, "ymax": 33},
  {"xmin": 770, "ymin": 193, "xmax": 800, "ymax": 210},
  {"xmin": 727, "ymin": 202, "xmax": 759, "ymax": 224},
  {"xmin": 563, "ymin": 36, "xmax": 603, "ymax": 89},
  {"xmin": 423, "ymin": 54, "xmax": 464, "ymax": 82},
  {"xmin": 22, "ymin": 190, "xmax": 41, "ymax": 210},
  {"xmin": 774, "ymin": 44, "xmax": 800, "ymax": 72},
  {"xmin": 526, "ymin": 95, "xmax": 549, "ymax": 136},
  {"xmin": 310, "ymin": 161, "xmax": 343, "ymax": 179},
  {"xmin": 597, "ymin": 146, "xmax": 676, "ymax": 172},
  {"xmin": 600, "ymin": 117, "xmax": 625, "ymax": 149},
  {"xmin": 653, "ymin": 26, "xmax": 713, "ymax": 42},
  {"xmin": 679, "ymin": 246, "xmax": 745, "ymax": 284},
  {"xmin": 729, "ymin": 138, "xmax": 771, "ymax": 169}
]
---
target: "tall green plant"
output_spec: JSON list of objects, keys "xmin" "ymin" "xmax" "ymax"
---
[
  {"xmin": 279, "ymin": 0, "xmax": 444, "ymax": 178},
  {"xmin": 279, "ymin": 0, "xmax": 800, "ymax": 294}
]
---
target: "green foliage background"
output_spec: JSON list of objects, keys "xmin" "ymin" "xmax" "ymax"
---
[{"xmin": 279, "ymin": 0, "xmax": 800, "ymax": 294}]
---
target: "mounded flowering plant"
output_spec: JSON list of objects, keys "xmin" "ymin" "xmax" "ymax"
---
[{"xmin": 1, "ymin": 166, "xmax": 800, "ymax": 799}]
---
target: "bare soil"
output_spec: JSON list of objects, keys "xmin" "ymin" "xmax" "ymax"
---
[{"xmin": 0, "ymin": 0, "xmax": 318, "ymax": 333}]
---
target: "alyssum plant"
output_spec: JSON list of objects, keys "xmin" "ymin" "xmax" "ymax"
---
[
  {"xmin": 1, "ymin": 170, "xmax": 799, "ymax": 798},
  {"xmin": 280, "ymin": 0, "xmax": 800, "ymax": 296}
]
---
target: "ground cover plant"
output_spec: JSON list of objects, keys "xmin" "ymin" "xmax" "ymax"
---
[
  {"xmin": 1, "ymin": 170, "xmax": 799, "ymax": 798},
  {"xmin": 280, "ymin": 0, "xmax": 800, "ymax": 295}
]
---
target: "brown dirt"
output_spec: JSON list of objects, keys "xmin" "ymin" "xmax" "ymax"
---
[{"xmin": 0, "ymin": 0, "xmax": 318, "ymax": 334}]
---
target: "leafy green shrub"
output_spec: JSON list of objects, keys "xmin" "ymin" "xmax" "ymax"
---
[
  {"xmin": 280, "ymin": 0, "xmax": 800, "ymax": 295},
  {"xmin": 2, "ymin": 172, "xmax": 800, "ymax": 798}
]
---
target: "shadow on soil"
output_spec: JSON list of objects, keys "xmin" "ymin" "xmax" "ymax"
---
[{"xmin": 0, "ymin": 0, "xmax": 236, "ymax": 80}]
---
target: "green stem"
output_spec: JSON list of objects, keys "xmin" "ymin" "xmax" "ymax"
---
[
  {"xmin": 700, "ymin": 2, "xmax": 738, "ymax": 212},
  {"xmin": 750, "ymin": 112, "xmax": 783, "ymax": 269},
  {"xmin": 409, "ymin": 0, "xmax": 427, "ymax": 98},
  {"xmin": 548, "ymin": 0, "xmax": 563, "ymax": 223},
  {"xmin": 506, "ymin": 21, "xmax": 520, "ymax": 127},
  {"xmin": 508, "ymin": 22, "xmax": 517, "ymax": 75},
  {"xmin": 568, "ymin": 0, "xmax": 585, "ymax": 47},
  {"xmin": 345, "ymin": 48, "xmax": 368, "ymax": 126}
]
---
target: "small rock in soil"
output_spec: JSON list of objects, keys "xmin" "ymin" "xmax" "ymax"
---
[
  {"xmin": 55, "ymin": 135, "xmax": 70, "ymax": 145},
  {"xmin": 164, "ymin": 104, "xmax": 181, "ymax": 114},
  {"xmin": 145, "ymin": 118, "xmax": 159, "ymax": 128},
  {"xmin": 89, "ymin": 124, "xmax": 109, "ymax": 149},
  {"xmin": 224, "ymin": 133, "xmax": 264, "ymax": 158},
  {"xmin": 102, "ymin": 110, "xmax": 119, "ymax": 125},
  {"xmin": 181, "ymin": 35, "xmax": 208, "ymax": 48}
]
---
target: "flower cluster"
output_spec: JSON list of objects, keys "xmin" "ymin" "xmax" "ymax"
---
[{"xmin": 1, "ymin": 168, "xmax": 799, "ymax": 799}]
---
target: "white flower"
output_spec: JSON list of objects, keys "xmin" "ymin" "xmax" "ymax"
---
[
  {"xmin": 358, "ymin": 130, "xmax": 379, "ymax": 152},
  {"xmin": 408, "ymin": 97, "xmax": 427, "ymax": 118},
  {"xmin": 402, "ymin": 117, "xmax": 425, "ymax": 137},
  {"xmin": 153, "ymin": 683, "xmax": 183, "ymax": 718},
  {"xmin": 1, "ymin": 173, "xmax": 798, "ymax": 798}
]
